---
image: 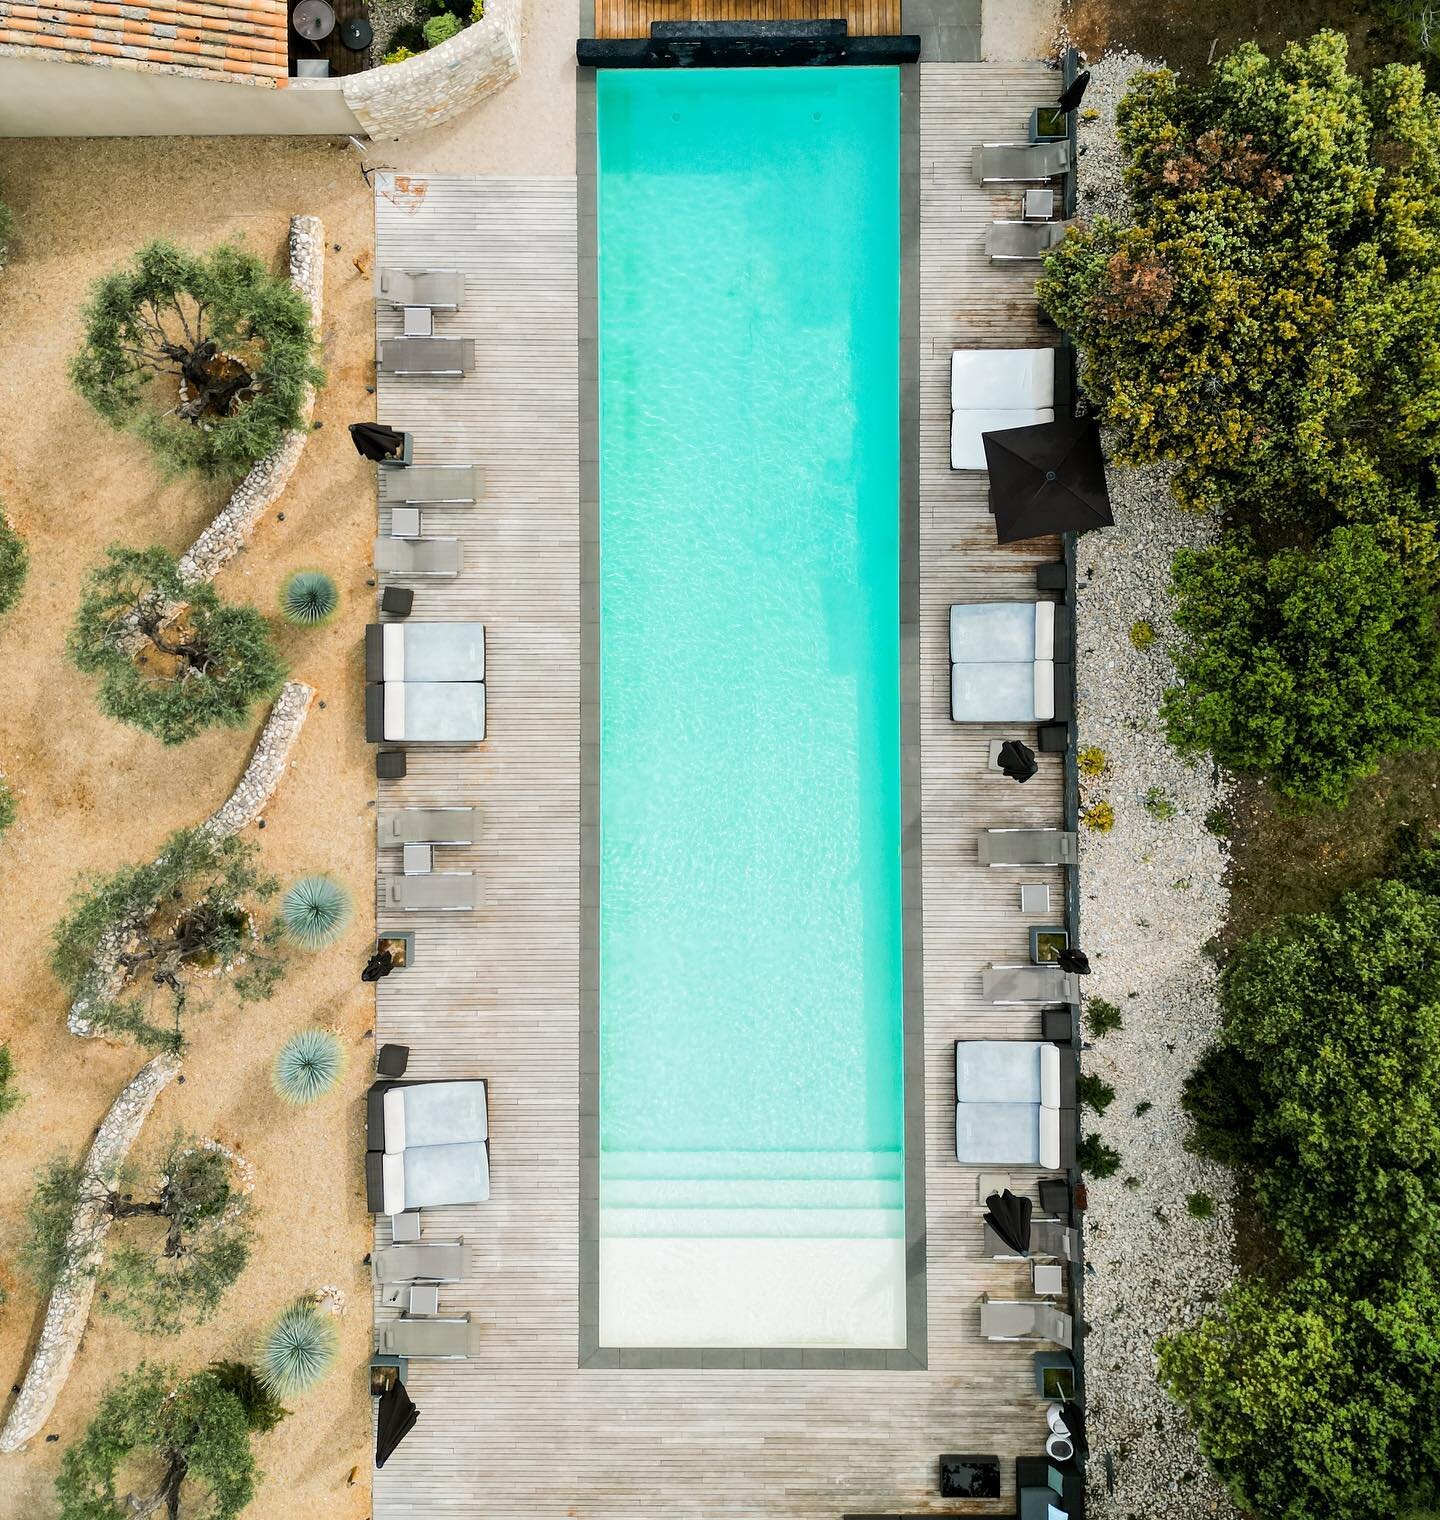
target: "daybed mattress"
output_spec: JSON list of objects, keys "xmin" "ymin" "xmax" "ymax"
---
[
  {"xmin": 956, "ymin": 1102, "xmax": 1043, "ymax": 1166},
  {"xmin": 381, "ymin": 1140, "xmax": 490, "ymax": 1214},
  {"xmin": 383, "ymin": 681, "xmax": 486, "ymax": 743},
  {"xmin": 383, "ymin": 1080, "xmax": 488, "ymax": 1153},
  {"xmin": 951, "ymin": 407, "xmax": 1055, "ymax": 470},
  {"xmin": 950, "ymin": 601, "xmax": 1053, "ymax": 663},
  {"xmin": 955, "ymin": 1041, "xmax": 1060, "ymax": 1107},
  {"xmin": 381, "ymin": 621, "xmax": 486, "ymax": 683},
  {"xmin": 951, "ymin": 349, "xmax": 1056, "ymax": 411}
]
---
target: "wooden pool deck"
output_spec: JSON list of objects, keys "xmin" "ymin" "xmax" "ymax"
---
[
  {"xmin": 594, "ymin": 0, "xmax": 901, "ymax": 40},
  {"xmin": 372, "ymin": 61, "xmax": 1067, "ymax": 1518}
]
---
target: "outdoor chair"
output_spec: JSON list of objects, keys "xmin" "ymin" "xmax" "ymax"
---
[
  {"xmin": 979, "ymin": 1293, "xmax": 1073, "ymax": 1349},
  {"xmin": 380, "ymin": 464, "xmax": 478, "ymax": 504},
  {"xmin": 373, "ymin": 1240, "xmax": 466, "ymax": 1284},
  {"xmin": 976, "ymin": 828, "xmax": 1078, "ymax": 867},
  {"xmin": 984, "ymin": 1219, "xmax": 1079, "ymax": 1262},
  {"xmin": 378, "ymin": 807, "xmax": 477, "ymax": 847},
  {"xmin": 377, "ymin": 268, "xmax": 466, "ymax": 310},
  {"xmin": 378, "ymin": 337, "xmax": 474, "ymax": 377},
  {"xmin": 374, "ymin": 537, "xmax": 463, "ymax": 577},
  {"xmin": 973, "ymin": 140, "xmax": 1072, "ymax": 184},
  {"xmin": 375, "ymin": 1314, "xmax": 483, "ymax": 1360},
  {"xmin": 382, "ymin": 873, "xmax": 477, "ymax": 912},
  {"xmin": 983, "ymin": 964, "xmax": 1081, "ymax": 1005},
  {"xmin": 987, "ymin": 220, "xmax": 1070, "ymax": 263}
]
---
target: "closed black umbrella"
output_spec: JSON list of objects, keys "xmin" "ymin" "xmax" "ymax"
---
[
  {"xmin": 375, "ymin": 1377, "xmax": 419, "ymax": 1468},
  {"xmin": 1057, "ymin": 947, "xmax": 1091, "ymax": 975},
  {"xmin": 984, "ymin": 1188, "xmax": 1033, "ymax": 1255},
  {"xmin": 350, "ymin": 422, "xmax": 408, "ymax": 462},
  {"xmin": 1057, "ymin": 70, "xmax": 1091, "ymax": 113},
  {"xmin": 997, "ymin": 739, "xmax": 1038, "ymax": 784},
  {"xmin": 984, "ymin": 417, "xmax": 1112, "ymax": 545}
]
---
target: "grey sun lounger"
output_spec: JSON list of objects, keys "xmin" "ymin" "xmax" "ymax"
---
[
  {"xmin": 379, "ymin": 337, "xmax": 475, "ymax": 377},
  {"xmin": 376, "ymin": 1314, "xmax": 483, "ymax": 1360},
  {"xmin": 377, "ymin": 268, "xmax": 465, "ymax": 310},
  {"xmin": 988, "ymin": 219, "xmax": 1070, "ymax": 263},
  {"xmin": 382, "ymin": 873, "xmax": 477, "ymax": 912},
  {"xmin": 973, "ymin": 140, "xmax": 1073, "ymax": 184},
  {"xmin": 378, "ymin": 807, "xmax": 477, "ymax": 847},
  {"xmin": 380, "ymin": 465, "xmax": 478, "ymax": 504},
  {"xmin": 984, "ymin": 1220, "xmax": 1079, "ymax": 1262},
  {"xmin": 980, "ymin": 1293, "xmax": 1073, "ymax": 1349},
  {"xmin": 373, "ymin": 1240, "xmax": 466, "ymax": 1284},
  {"xmin": 977, "ymin": 828, "xmax": 1079, "ymax": 867},
  {"xmin": 983, "ymin": 965, "xmax": 1082, "ymax": 1005},
  {"xmin": 373, "ymin": 537, "xmax": 463, "ymax": 577}
]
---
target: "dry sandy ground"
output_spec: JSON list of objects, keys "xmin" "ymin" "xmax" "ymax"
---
[{"xmin": 0, "ymin": 138, "xmax": 378, "ymax": 1519}]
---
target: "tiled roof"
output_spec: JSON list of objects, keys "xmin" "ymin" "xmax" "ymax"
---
[{"xmin": 0, "ymin": 0, "xmax": 289, "ymax": 81}]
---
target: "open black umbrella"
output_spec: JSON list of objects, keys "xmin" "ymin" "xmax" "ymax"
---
[
  {"xmin": 350, "ymin": 422, "xmax": 407, "ymax": 462},
  {"xmin": 375, "ymin": 1377, "xmax": 419, "ymax": 1468},
  {"xmin": 1057, "ymin": 70, "xmax": 1091, "ymax": 114},
  {"xmin": 984, "ymin": 1188, "xmax": 1033, "ymax": 1255},
  {"xmin": 1057, "ymin": 947, "xmax": 1091, "ymax": 976},
  {"xmin": 997, "ymin": 739, "xmax": 1038, "ymax": 784},
  {"xmin": 983, "ymin": 417, "xmax": 1112, "ymax": 545}
]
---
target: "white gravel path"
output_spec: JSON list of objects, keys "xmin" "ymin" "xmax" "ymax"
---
[{"xmin": 1070, "ymin": 51, "xmax": 1240, "ymax": 1520}]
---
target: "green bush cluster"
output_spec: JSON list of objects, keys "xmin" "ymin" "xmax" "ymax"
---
[
  {"xmin": 0, "ymin": 1044, "xmax": 19, "ymax": 1122},
  {"xmin": 1040, "ymin": 31, "xmax": 1440, "ymax": 807},
  {"xmin": 384, "ymin": 0, "xmax": 483, "ymax": 63},
  {"xmin": 1163, "ymin": 836, "xmax": 1440, "ymax": 1517},
  {"xmin": 0, "ymin": 509, "xmax": 26, "ymax": 618}
]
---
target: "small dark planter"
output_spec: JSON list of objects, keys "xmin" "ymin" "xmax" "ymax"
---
[
  {"xmin": 1030, "ymin": 104, "xmax": 1066, "ymax": 142},
  {"xmin": 381, "ymin": 586, "xmax": 414, "ymax": 617},
  {"xmin": 376, "ymin": 750, "xmax": 407, "ymax": 780}
]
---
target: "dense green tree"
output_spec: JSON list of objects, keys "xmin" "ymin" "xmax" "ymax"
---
[
  {"xmin": 24, "ymin": 1133, "xmax": 253, "ymax": 1334},
  {"xmin": 55, "ymin": 1363, "xmax": 263, "ymax": 1520},
  {"xmin": 1161, "ymin": 525, "xmax": 1440, "ymax": 806},
  {"xmin": 0, "ymin": 507, "xmax": 26, "ymax": 617},
  {"xmin": 51, "ymin": 827, "xmax": 285, "ymax": 1052},
  {"xmin": 70, "ymin": 238, "xmax": 323, "ymax": 479},
  {"xmin": 69, "ymin": 545, "xmax": 285, "ymax": 746},
  {"xmin": 1038, "ymin": 30, "xmax": 1440, "ymax": 526}
]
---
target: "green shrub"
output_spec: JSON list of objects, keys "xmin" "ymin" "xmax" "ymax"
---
[
  {"xmin": 56, "ymin": 1363, "xmax": 257, "ymax": 1520},
  {"xmin": 207, "ymin": 1360, "xmax": 289, "ymax": 1433},
  {"xmin": 388, "ymin": 20, "xmax": 425, "ymax": 49},
  {"xmin": 1077, "ymin": 745, "xmax": 1107, "ymax": 779},
  {"xmin": 258, "ymin": 1301, "xmax": 338, "ymax": 1398},
  {"xmin": 279, "ymin": 875, "xmax": 351, "ymax": 949},
  {"xmin": 1077, "ymin": 1133, "xmax": 1122, "ymax": 1178},
  {"xmin": 1135, "ymin": 1099, "xmax": 1152, "ymax": 1116},
  {"xmin": 423, "ymin": 10, "xmax": 462, "ymax": 45},
  {"xmin": 273, "ymin": 1028, "xmax": 343, "ymax": 1104},
  {"xmin": 0, "ymin": 777, "xmax": 14, "ymax": 836},
  {"xmin": 1162, "ymin": 527, "xmax": 1440, "ymax": 807},
  {"xmin": 0, "ymin": 1044, "xmax": 19, "ymax": 1122},
  {"xmin": 1130, "ymin": 619, "xmax": 1156, "ymax": 650},
  {"xmin": 1186, "ymin": 1190, "xmax": 1216, "ymax": 1219},
  {"xmin": 1086, "ymin": 997, "xmax": 1124, "ymax": 1037},
  {"xmin": 70, "ymin": 238, "xmax": 324, "ymax": 480},
  {"xmin": 1202, "ymin": 804, "xmax": 1231, "ymax": 837},
  {"xmin": 69, "ymin": 545, "xmax": 286, "ymax": 745},
  {"xmin": 1142, "ymin": 786, "xmax": 1176, "ymax": 820},
  {"xmin": 278, "ymin": 569, "xmax": 339, "ymax": 627},
  {"xmin": 1077, "ymin": 1073, "xmax": 1116, "ymax": 1114},
  {"xmin": 1080, "ymin": 800, "xmax": 1115, "ymax": 832},
  {"xmin": 51, "ymin": 827, "xmax": 284, "ymax": 1052},
  {"xmin": 0, "ymin": 511, "xmax": 26, "ymax": 617}
]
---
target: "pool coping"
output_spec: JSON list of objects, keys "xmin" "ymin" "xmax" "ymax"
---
[{"xmin": 576, "ymin": 61, "xmax": 927, "ymax": 1371}]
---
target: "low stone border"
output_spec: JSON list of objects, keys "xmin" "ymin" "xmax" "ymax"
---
[
  {"xmin": 68, "ymin": 680, "xmax": 316, "ymax": 1038},
  {"xmin": 0, "ymin": 1054, "xmax": 182, "ymax": 1452}
]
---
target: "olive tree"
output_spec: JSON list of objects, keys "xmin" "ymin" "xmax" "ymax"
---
[
  {"xmin": 24, "ymin": 1133, "xmax": 253, "ymax": 1335},
  {"xmin": 70, "ymin": 238, "xmax": 323, "ymax": 479},
  {"xmin": 69, "ymin": 545, "xmax": 285, "ymax": 745},
  {"xmin": 51, "ymin": 827, "xmax": 285, "ymax": 1052}
]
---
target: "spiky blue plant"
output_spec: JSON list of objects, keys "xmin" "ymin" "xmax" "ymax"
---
[
  {"xmin": 273, "ymin": 1028, "xmax": 343, "ymax": 1105},
  {"xmin": 258, "ymin": 1300, "xmax": 338, "ymax": 1398},
  {"xmin": 278, "ymin": 570, "xmax": 339, "ymax": 627},
  {"xmin": 279, "ymin": 875, "xmax": 351, "ymax": 949}
]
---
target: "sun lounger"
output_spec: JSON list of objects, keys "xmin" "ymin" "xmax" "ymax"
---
[
  {"xmin": 377, "ymin": 269, "xmax": 466, "ymax": 310},
  {"xmin": 376, "ymin": 1314, "xmax": 483, "ymax": 1360},
  {"xmin": 378, "ymin": 337, "xmax": 474, "ymax": 377},
  {"xmin": 366, "ymin": 681, "xmax": 486, "ymax": 744},
  {"xmin": 984, "ymin": 1220, "xmax": 1079, "ymax": 1262},
  {"xmin": 374, "ymin": 537, "xmax": 463, "ymax": 577},
  {"xmin": 950, "ymin": 349, "xmax": 1058, "ymax": 470},
  {"xmin": 973, "ymin": 141, "xmax": 1072, "ymax": 185},
  {"xmin": 366, "ymin": 623, "xmax": 485, "ymax": 684},
  {"xmin": 379, "ymin": 465, "xmax": 478, "ymax": 504},
  {"xmin": 373, "ymin": 1240, "xmax": 466, "ymax": 1284},
  {"xmin": 378, "ymin": 807, "xmax": 477, "ymax": 847},
  {"xmin": 983, "ymin": 965, "xmax": 1081, "ymax": 1005},
  {"xmin": 979, "ymin": 1293, "xmax": 1073, "ymax": 1349},
  {"xmin": 988, "ymin": 220, "xmax": 1070, "ymax": 263},
  {"xmin": 382, "ymin": 873, "xmax": 476, "ymax": 911},
  {"xmin": 977, "ymin": 828, "xmax": 1079, "ymax": 867}
]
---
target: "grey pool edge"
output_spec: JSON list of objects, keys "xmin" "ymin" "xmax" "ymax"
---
[{"xmin": 575, "ymin": 60, "xmax": 927, "ymax": 1372}]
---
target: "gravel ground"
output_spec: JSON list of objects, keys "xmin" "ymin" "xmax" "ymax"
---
[{"xmin": 1070, "ymin": 51, "xmax": 1241, "ymax": 1520}]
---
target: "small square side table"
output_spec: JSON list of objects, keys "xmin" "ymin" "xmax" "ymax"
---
[
  {"xmin": 390, "ymin": 506, "xmax": 423, "ymax": 539},
  {"xmin": 1034, "ymin": 1262, "xmax": 1065, "ymax": 1296},
  {"xmin": 402, "ymin": 844, "xmax": 434, "ymax": 876},
  {"xmin": 1020, "ymin": 883, "xmax": 1050, "ymax": 915},
  {"xmin": 402, "ymin": 305, "xmax": 434, "ymax": 337},
  {"xmin": 1023, "ymin": 187, "xmax": 1056, "ymax": 220},
  {"xmin": 407, "ymin": 1283, "xmax": 440, "ymax": 1316},
  {"xmin": 391, "ymin": 1212, "xmax": 421, "ymax": 1243}
]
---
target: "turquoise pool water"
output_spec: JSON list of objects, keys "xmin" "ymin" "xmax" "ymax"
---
[{"xmin": 597, "ymin": 68, "xmax": 903, "ymax": 1331}]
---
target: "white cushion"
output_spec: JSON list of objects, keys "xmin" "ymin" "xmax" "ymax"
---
[
  {"xmin": 1033, "ymin": 660, "xmax": 1055, "ymax": 723},
  {"xmin": 951, "ymin": 348, "xmax": 1055, "ymax": 411},
  {"xmin": 1039, "ymin": 1043, "xmax": 1061, "ymax": 1109},
  {"xmin": 382, "ymin": 1152, "xmax": 406, "ymax": 1214},
  {"xmin": 1034, "ymin": 599, "xmax": 1055, "ymax": 660},
  {"xmin": 383, "ymin": 682, "xmax": 406, "ymax": 740},
  {"xmin": 1038, "ymin": 1107, "xmax": 1061, "ymax": 1170},
  {"xmin": 383, "ymin": 622, "xmax": 406, "ymax": 682},
  {"xmin": 383, "ymin": 1088, "xmax": 406, "ymax": 1154},
  {"xmin": 950, "ymin": 407, "xmax": 1055, "ymax": 470}
]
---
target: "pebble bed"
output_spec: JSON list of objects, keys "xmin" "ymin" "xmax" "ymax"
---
[{"xmin": 1071, "ymin": 51, "xmax": 1241, "ymax": 1520}]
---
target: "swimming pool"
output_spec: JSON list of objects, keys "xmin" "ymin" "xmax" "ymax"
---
[{"xmin": 597, "ymin": 67, "xmax": 904, "ymax": 1348}]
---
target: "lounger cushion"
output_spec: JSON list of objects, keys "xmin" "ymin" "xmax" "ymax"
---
[
  {"xmin": 951, "ymin": 349, "xmax": 1055, "ymax": 411},
  {"xmin": 383, "ymin": 682, "xmax": 486, "ymax": 743},
  {"xmin": 1038, "ymin": 1043, "xmax": 1061, "ymax": 1110},
  {"xmin": 1038, "ymin": 1107, "xmax": 1061, "ymax": 1170},
  {"xmin": 382, "ymin": 1140, "xmax": 490, "ymax": 1213},
  {"xmin": 952, "ymin": 661, "xmax": 1045, "ymax": 722},
  {"xmin": 373, "ymin": 537, "xmax": 463, "ymax": 576},
  {"xmin": 382, "ymin": 622, "xmax": 485, "ymax": 683},
  {"xmin": 949, "ymin": 601, "xmax": 1052, "ymax": 663},
  {"xmin": 951, "ymin": 407, "xmax": 1054, "ymax": 470},
  {"xmin": 957, "ymin": 1101, "xmax": 1043, "ymax": 1166},
  {"xmin": 383, "ymin": 1080, "xmax": 488, "ymax": 1154},
  {"xmin": 956, "ymin": 1041, "xmax": 1045, "ymax": 1104}
]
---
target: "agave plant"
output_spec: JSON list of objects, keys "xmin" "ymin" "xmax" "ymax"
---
[
  {"xmin": 279, "ymin": 876, "xmax": 351, "ymax": 949},
  {"xmin": 258, "ymin": 1300, "xmax": 338, "ymax": 1398},
  {"xmin": 273, "ymin": 1028, "xmax": 343, "ymax": 1105},
  {"xmin": 278, "ymin": 570, "xmax": 340, "ymax": 627}
]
